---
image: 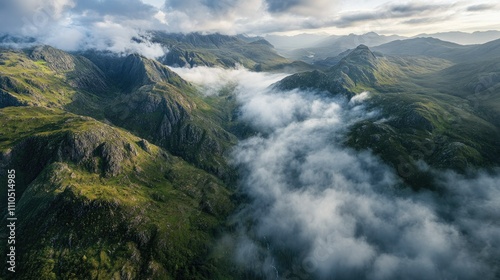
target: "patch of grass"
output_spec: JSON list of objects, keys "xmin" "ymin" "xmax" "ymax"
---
[{"xmin": 0, "ymin": 51, "xmax": 80, "ymax": 107}]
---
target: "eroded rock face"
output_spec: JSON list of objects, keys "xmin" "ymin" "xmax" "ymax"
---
[
  {"xmin": 30, "ymin": 45, "xmax": 76, "ymax": 71},
  {"xmin": 7, "ymin": 127, "xmax": 138, "ymax": 187},
  {"xmin": 102, "ymin": 83, "xmax": 233, "ymax": 179}
]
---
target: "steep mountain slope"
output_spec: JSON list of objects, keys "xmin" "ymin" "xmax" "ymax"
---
[
  {"xmin": 285, "ymin": 32, "xmax": 405, "ymax": 63},
  {"xmin": 277, "ymin": 45, "xmax": 405, "ymax": 96},
  {"xmin": 371, "ymin": 37, "xmax": 500, "ymax": 128},
  {"xmin": 456, "ymin": 38, "xmax": 500, "ymax": 62},
  {"xmin": 312, "ymin": 48, "xmax": 352, "ymax": 68},
  {"xmin": 276, "ymin": 44, "xmax": 500, "ymax": 188},
  {"xmin": 0, "ymin": 46, "xmax": 240, "ymax": 279},
  {"xmin": 0, "ymin": 46, "xmax": 106, "ymax": 110},
  {"xmin": 0, "ymin": 107, "xmax": 234, "ymax": 279},
  {"xmin": 86, "ymin": 52, "xmax": 237, "ymax": 179},
  {"xmin": 151, "ymin": 32, "xmax": 312, "ymax": 72},
  {"xmin": 0, "ymin": 46, "xmax": 238, "ymax": 179}
]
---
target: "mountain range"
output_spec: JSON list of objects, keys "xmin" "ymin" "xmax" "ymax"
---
[
  {"xmin": 0, "ymin": 43, "xmax": 244, "ymax": 278},
  {"xmin": 264, "ymin": 30, "xmax": 500, "ymax": 52},
  {"xmin": 150, "ymin": 32, "xmax": 312, "ymax": 72},
  {"xmin": 272, "ymin": 31, "xmax": 500, "ymax": 64},
  {"xmin": 1, "ymin": 31, "xmax": 500, "ymax": 278},
  {"xmin": 278, "ymin": 40, "xmax": 500, "ymax": 188},
  {"xmin": 414, "ymin": 30, "xmax": 500, "ymax": 45}
]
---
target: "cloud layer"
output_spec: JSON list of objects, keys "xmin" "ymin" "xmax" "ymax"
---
[
  {"xmin": 0, "ymin": 0, "xmax": 165, "ymax": 58},
  {"xmin": 1, "ymin": 0, "xmax": 499, "ymax": 57},
  {"xmin": 171, "ymin": 66, "xmax": 500, "ymax": 280}
]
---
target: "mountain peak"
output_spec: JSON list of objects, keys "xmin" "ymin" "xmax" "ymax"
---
[
  {"xmin": 29, "ymin": 45, "xmax": 76, "ymax": 71},
  {"xmin": 250, "ymin": 39, "xmax": 274, "ymax": 48},
  {"xmin": 355, "ymin": 44, "xmax": 370, "ymax": 49},
  {"xmin": 82, "ymin": 51, "xmax": 188, "ymax": 91},
  {"xmin": 341, "ymin": 44, "xmax": 377, "ymax": 67}
]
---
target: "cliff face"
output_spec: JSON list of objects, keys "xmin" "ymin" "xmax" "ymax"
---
[{"xmin": 0, "ymin": 89, "xmax": 26, "ymax": 108}]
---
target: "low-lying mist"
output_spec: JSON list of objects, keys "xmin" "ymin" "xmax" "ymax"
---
[{"xmin": 170, "ymin": 66, "xmax": 500, "ymax": 280}]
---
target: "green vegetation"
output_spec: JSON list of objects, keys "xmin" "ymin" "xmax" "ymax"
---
[
  {"xmin": 1, "ymin": 35, "xmax": 500, "ymax": 278},
  {"xmin": 0, "ymin": 50, "xmax": 77, "ymax": 107},
  {"xmin": 278, "ymin": 44, "xmax": 500, "ymax": 189},
  {"xmin": 0, "ymin": 46, "xmax": 240, "ymax": 279},
  {"xmin": 347, "ymin": 92, "xmax": 500, "ymax": 189},
  {"xmin": 0, "ymin": 106, "xmax": 235, "ymax": 280},
  {"xmin": 1, "ymin": 47, "xmax": 238, "ymax": 180}
]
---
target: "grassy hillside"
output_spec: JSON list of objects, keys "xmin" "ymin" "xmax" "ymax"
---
[
  {"xmin": 0, "ymin": 46, "xmax": 242, "ymax": 279},
  {"xmin": 0, "ymin": 47, "xmax": 238, "ymax": 180},
  {"xmin": 0, "ymin": 49, "xmax": 79, "ymax": 108},
  {"xmin": 0, "ymin": 107, "xmax": 235, "ymax": 279}
]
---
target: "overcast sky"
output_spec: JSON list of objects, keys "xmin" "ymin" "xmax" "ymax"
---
[
  {"xmin": 0, "ymin": 0, "xmax": 499, "ymax": 54},
  {"xmin": 1, "ymin": 0, "xmax": 499, "ymax": 37}
]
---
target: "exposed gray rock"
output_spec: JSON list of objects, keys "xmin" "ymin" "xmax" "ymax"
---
[
  {"xmin": 100, "ymin": 142, "xmax": 125, "ymax": 177},
  {"xmin": 137, "ymin": 139, "xmax": 151, "ymax": 153},
  {"xmin": 29, "ymin": 45, "xmax": 76, "ymax": 71}
]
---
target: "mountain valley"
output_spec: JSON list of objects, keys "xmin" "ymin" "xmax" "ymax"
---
[{"xmin": 1, "ymin": 31, "xmax": 500, "ymax": 279}]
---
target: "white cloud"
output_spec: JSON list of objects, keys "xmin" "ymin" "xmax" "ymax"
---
[
  {"xmin": 1, "ymin": 0, "xmax": 500, "ymax": 51},
  {"xmin": 171, "ymin": 66, "xmax": 500, "ymax": 279},
  {"xmin": 0, "ymin": 0, "xmax": 166, "ymax": 58},
  {"xmin": 153, "ymin": 10, "xmax": 167, "ymax": 25},
  {"xmin": 349, "ymin": 90, "xmax": 371, "ymax": 105}
]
